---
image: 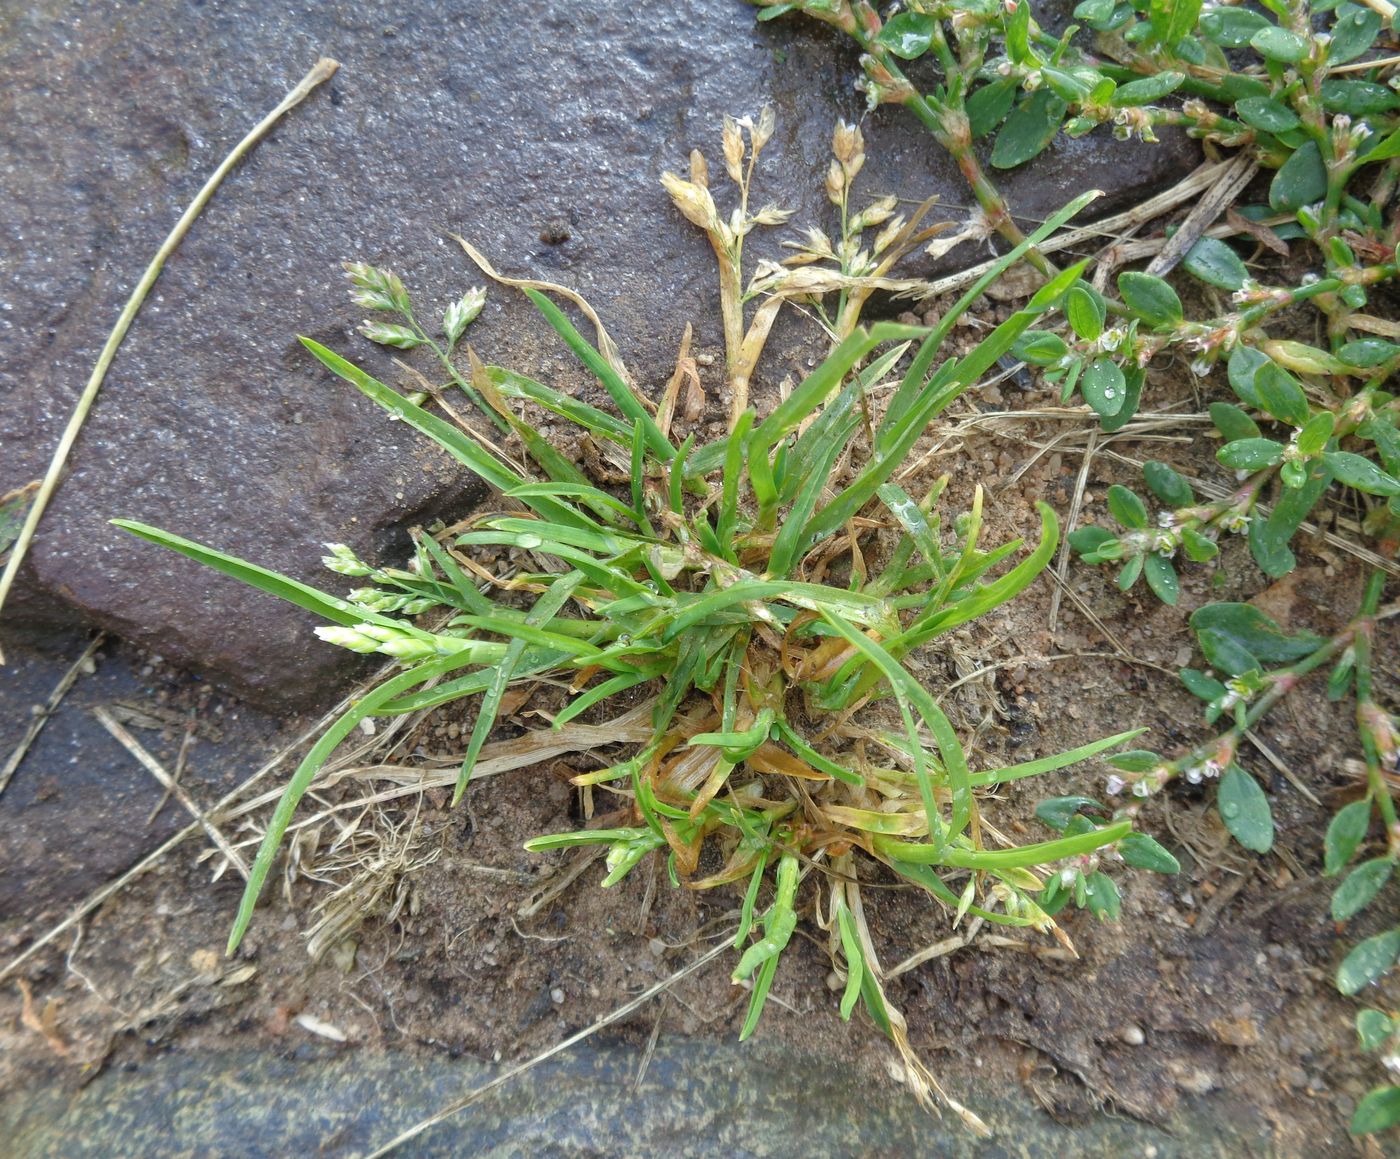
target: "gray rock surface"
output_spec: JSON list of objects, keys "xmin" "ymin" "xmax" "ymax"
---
[
  {"xmin": 2, "ymin": 1039, "xmax": 1271, "ymax": 1158},
  {"xmin": 0, "ymin": 1, "xmax": 1200, "ymax": 707}
]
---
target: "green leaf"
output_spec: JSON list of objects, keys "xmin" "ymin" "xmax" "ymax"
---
[
  {"xmin": 1210, "ymin": 401, "xmax": 1261, "ymax": 442},
  {"xmin": 1250, "ymin": 25, "xmax": 1310, "ymax": 62},
  {"xmin": 991, "ymin": 90, "xmax": 1068, "ymax": 169},
  {"xmin": 1332, "ymin": 859, "xmax": 1395, "ymax": 922},
  {"xmin": 1218, "ymin": 765, "xmax": 1274, "ymax": 853},
  {"xmin": 1082, "ymin": 871, "xmax": 1122, "ymax": 920},
  {"xmin": 1329, "ymin": 3, "xmax": 1383, "ymax": 64},
  {"xmin": 1255, "ymin": 362, "xmax": 1311, "ymax": 427},
  {"xmin": 1119, "ymin": 832, "xmax": 1181, "ymax": 874},
  {"xmin": 1217, "ymin": 438, "xmax": 1284, "ymax": 470},
  {"xmin": 1180, "ymin": 668, "xmax": 1228, "ymax": 701},
  {"xmin": 1199, "ymin": 8, "xmax": 1271, "ymax": 47},
  {"xmin": 1117, "ymin": 553, "xmax": 1144, "ymax": 592},
  {"xmin": 1322, "ymin": 79, "xmax": 1400, "ymax": 116},
  {"xmin": 876, "ymin": 11, "xmax": 937, "ymax": 58},
  {"xmin": 1183, "ymin": 237, "xmax": 1250, "ymax": 290},
  {"xmin": 1073, "ymin": 0, "xmax": 1117, "ymax": 23},
  {"xmin": 1357, "ymin": 1009, "xmax": 1396, "ymax": 1052},
  {"xmin": 1003, "ymin": 0, "xmax": 1032, "ymax": 61},
  {"xmin": 1327, "ymin": 799, "xmax": 1375, "ymax": 874},
  {"xmin": 1118, "ymin": 271, "xmax": 1183, "ymax": 328},
  {"xmin": 1296, "ymin": 411, "xmax": 1336, "ymax": 457},
  {"xmin": 1227, "ymin": 346, "xmax": 1270, "ymax": 409},
  {"xmin": 1113, "ymin": 71, "xmax": 1186, "ymax": 105},
  {"xmin": 1035, "ymin": 796, "xmax": 1104, "ymax": 832},
  {"xmin": 1013, "ymin": 329, "xmax": 1070, "ymax": 365},
  {"xmin": 1337, "ymin": 929, "xmax": 1400, "ymax": 996},
  {"xmin": 1144, "ymin": 554, "xmax": 1180, "ymax": 605},
  {"xmin": 1250, "ymin": 461, "xmax": 1330, "ymax": 577},
  {"xmin": 1081, "ymin": 357, "xmax": 1128, "ymax": 419},
  {"xmin": 1181, "ymin": 526, "xmax": 1219, "ymax": 562},
  {"xmin": 1234, "ymin": 97, "xmax": 1300, "ymax": 133},
  {"xmin": 1323, "ymin": 452, "xmax": 1400, "ymax": 496},
  {"xmin": 1107, "ymin": 484, "xmax": 1148, "ymax": 529},
  {"xmin": 1358, "ymin": 124, "xmax": 1400, "ymax": 164},
  {"xmin": 1143, "ymin": 461, "xmax": 1194, "ymax": 507},
  {"xmin": 1150, "ymin": 0, "xmax": 1202, "ymax": 47},
  {"xmin": 1191, "ymin": 602, "xmax": 1324, "ymax": 665},
  {"xmin": 1352, "ymin": 1086, "xmax": 1400, "ymax": 1135},
  {"xmin": 1340, "ymin": 340, "xmax": 1400, "ymax": 368},
  {"xmin": 1107, "ymin": 749, "xmax": 1161, "ymax": 773},
  {"xmin": 1065, "ymin": 284, "xmax": 1106, "ymax": 341},
  {"xmin": 1069, "ymin": 525, "xmax": 1116, "ymax": 555},
  {"xmin": 967, "ymin": 77, "xmax": 1019, "ymax": 138},
  {"xmin": 1270, "ymin": 141, "xmax": 1328, "ymax": 213}
]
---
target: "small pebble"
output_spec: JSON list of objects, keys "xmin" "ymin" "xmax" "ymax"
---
[
  {"xmin": 1119, "ymin": 1023, "xmax": 1145, "ymax": 1046},
  {"xmin": 550, "ymin": 987, "xmax": 565, "ymax": 1005}
]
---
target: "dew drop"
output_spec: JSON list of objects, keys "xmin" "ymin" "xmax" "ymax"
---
[
  {"xmin": 515, "ymin": 533, "xmax": 543, "ymax": 549},
  {"xmin": 1221, "ymin": 802, "xmax": 1240, "ymax": 819},
  {"xmin": 1103, "ymin": 388, "xmax": 1116, "ymax": 399}
]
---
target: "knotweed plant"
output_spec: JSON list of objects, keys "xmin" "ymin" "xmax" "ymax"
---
[
  {"xmin": 755, "ymin": 3, "xmax": 1400, "ymax": 1130},
  {"xmin": 115, "ymin": 118, "xmax": 1177, "ymax": 1131}
]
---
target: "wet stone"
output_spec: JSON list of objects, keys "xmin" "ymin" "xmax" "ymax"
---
[
  {"xmin": 0, "ymin": 0, "xmax": 1200, "ymax": 709},
  {"xmin": 1, "ymin": 1040, "xmax": 1269, "ymax": 1158}
]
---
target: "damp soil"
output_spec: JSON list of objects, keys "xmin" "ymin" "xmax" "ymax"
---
[{"xmin": 3, "ymin": 285, "xmax": 1398, "ymax": 1159}]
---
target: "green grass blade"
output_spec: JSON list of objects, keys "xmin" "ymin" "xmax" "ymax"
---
[
  {"xmin": 301, "ymin": 337, "xmax": 525, "ymax": 494},
  {"xmin": 876, "ymin": 483, "xmax": 942, "ymax": 572},
  {"xmin": 506, "ymin": 482, "xmax": 648, "ymax": 529},
  {"xmin": 819, "ymin": 608, "xmax": 972, "ymax": 847},
  {"xmin": 552, "ymin": 668, "xmax": 660, "ymax": 728},
  {"xmin": 898, "ymin": 502, "xmax": 1058, "ymax": 647},
  {"xmin": 971, "ymin": 728, "xmax": 1147, "ymax": 787},
  {"xmin": 491, "ymin": 367, "xmax": 634, "ymax": 445},
  {"xmin": 717, "ymin": 411, "xmax": 754, "ymax": 559},
  {"xmin": 773, "ymin": 721, "xmax": 862, "ymax": 785},
  {"xmin": 415, "ymin": 532, "xmax": 496, "ymax": 616},
  {"xmin": 875, "ymin": 820, "xmax": 1132, "ymax": 868},
  {"xmin": 522, "ymin": 288, "xmax": 674, "ymax": 461},
  {"xmin": 881, "ymin": 191, "xmax": 1101, "ymax": 436},
  {"xmin": 454, "ymin": 572, "xmax": 584, "ymax": 803},
  {"xmin": 114, "ymin": 520, "xmax": 389, "ymax": 630},
  {"xmin": 749, "ymin": 323, "xmax": 924, "ymax": 454},
  {"xmin": 767, "ymin": 419, "xmax": 852, "ymax": 577}
]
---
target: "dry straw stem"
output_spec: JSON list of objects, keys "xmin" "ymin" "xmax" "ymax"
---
[
  {"xmin": 913, "ymin": 157, "xmax": 1244, "ymax": 301},
  {"xmin": 0, "ymin": 631, "xmax": 105, "ymax": 797},
  {"xmin": 0, "ymin": 57, "xmax": 340, "ymax": 661},
  {"xmin": 92, "ymin": 705, "xmax": 251, "ymax": 880}
]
